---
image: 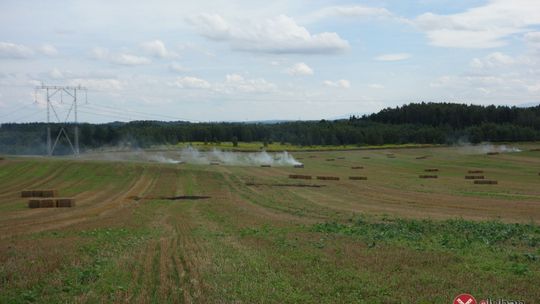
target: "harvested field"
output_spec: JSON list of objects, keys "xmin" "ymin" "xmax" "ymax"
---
[{"xmin": 2, "ymin": 143, "xmax": 540, "ymax": 303}]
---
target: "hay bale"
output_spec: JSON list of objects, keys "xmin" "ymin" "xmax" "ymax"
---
[
  {"xmin": 294, "ymin": 164, "xmax": 304, "ymax": 168},
  {"xmin": 474, "ymin": 180, "xmax": 498, "ymax": 185},
  {"xmin": 530, "ymin": 148, "xmax": 540, "ymax": 151},
  {"xmin": 351, "ymin": 166, "xmax": 363, "ymax": 169},
  {"xmin": 416, "ymin": 155, "xmax": 429, "ymax": 159},
  {"xmin": 288, "ymin": 174, "xmax": 312, "ymax": 180},
  {"xmin": 337, "ymin": 157, "xmax": 345, "ymax": 159},
  {"xmin": 486, "ymin": 152, "xmax": 499, "ymax": 155},
  {"xmin": 28, "ymin": 199, "xmax": 40, "ymax": 208},
  {"xmin": 56, "ymin": 198, "xmax": 76, "ymax": 208},
  {"xmin": 316, "ymin": 176, "xmax": 340, "ymax": 181},
  {"xmin": 308, "ymin": 155, "xmax": 317, "ymax": 158},
  {"xmin": 260, "ymin": 165, "xmax": 271, "ymax": 168},
  {"xmin": 21, "ymin": 190, "xmax": 34, "ymax": 198},
  {"xmin": 39, "ymin": 199, "xmax": 55, "ymax": 208},
  {"xmin": 419, "ymin": 175, "xmax": 438, "ymax": 179},
  {"xmin": 40, "ymin": 189, "xmax": 58, "ymax": 197},
  {"xmin": 326, "ymin": 158, "xmax": 335, "ymax": 161},
  {"xmin": 210, "ymin": 162, "xmax": 220, "ymax": 165},
  {"xmin": 362, "ymin": 157, "xmax": 370, "ymax": 159},
  {"xmin": 424, "ymin": 168, "xmax": 439, "ymax": 172},
  {"xmin": 465, "ymin": 175, "xmax": 485, "ymax": 180},
  {"xmin": 349, "ymin": 176, "xmax": 367, "ymax": 180},
  {"xmin": 468, "ymin": 170, "xmax": 484, "ymax": 174}
]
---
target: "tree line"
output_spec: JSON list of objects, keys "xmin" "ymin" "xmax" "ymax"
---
[{"xmin": 1, "ymin": 102, "xmax": 539, "ymax": 155}]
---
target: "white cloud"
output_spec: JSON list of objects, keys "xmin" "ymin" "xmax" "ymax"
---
[
  {"xmin": 287, "ymin": 62, "xmax": 314, "ymax": 76},
  {"xmin": 68, "ymin": 78, "xmax": 124, "ymax": 91},
  {"xmin": 323, "ymin": 79, "xmax": 350, "ymax": 88},
  {"xmin": 188, "ymin": 14, "xmax": 349, "ymax": 54},
  {"xmin": 368, "ymin": 83, "xmax": 384, "ymax": 89},
  {"xmin": 525, "ymin": 31, "xmax": 540, "ymax": 49},
  {"xmin": 0, "ymin": 42, "xmax": 34, "ymax": 59},
  {"xmin": 414, "ymin": 0, "xmax": 540, "ymax": 48},
  {"xmin": 91, "ymin": 47, "xmax": 150, "ymax": 66},
  {"xmin": 374, "ymin": 53, "xmax": 411, "ymax": 61},
  {"xmin": 308, "ymin": 5, "xmax": 392, "ymax": 21},
  {"xmin": 140, "ymin": 40, "xmax": 174, "ymax": 58},
  {"xmin": 218, "ymin": 74, "xmax": 276, "ymax": 93},
  {"xmin": 173, "ymin": 76, "xmax": 211, "ymax": 89},
  {"xmin": 49, "ymin": 68, "xmax": 64, "ymax": 79},
  {"xmin": 168, "ymin": 62, "xmax": 188, "ymax": 72},
  {"xmin": 470, "ymin": 52, "xmax": 515, "ymax": 68},
  {"xmin": 38, "ymin": 44, "xmax": 58, "ymax": 56}
]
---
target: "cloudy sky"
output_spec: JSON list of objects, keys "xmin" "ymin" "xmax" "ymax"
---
[{"xmin": 1, "ymin": 0, "xmax": 540, "ymax": 123}]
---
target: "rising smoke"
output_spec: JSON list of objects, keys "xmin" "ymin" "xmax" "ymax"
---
[
  {"xmin": 82, "ymin": 146, "xmax": 302, "ymax": 166},
  {"xmin": 458, "ymin": 143, "xmax": 522, "ymax": 154}
]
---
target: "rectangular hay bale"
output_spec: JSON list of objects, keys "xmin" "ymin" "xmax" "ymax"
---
[
  {"xmin": 39, "ymin": 199, "xmax": 55, "ymax": 208},
  {"xmin": 28, "ymin": 199, "xmax": 40, "ymax": 208},
  {"xmin": 325, "ymin": 158, "xmax": 335, "ymax": 161},
  {"xmin": 486, "ymin": 152, "xmax": 499, "ymax": 155},
  {"xmin": 294, "ymin": 164, "xmax": 304, "ymax": 168},
  {"xmin": 21, "ymin": 190, "xmax": 34, "ymax": 198},
  {"xmin": 424, "ymin": 168, "xmax": 439, "ymax": 172},
  {"xmin": 288, "ymin": 174, "xmax": 312, "ymax": 180},
  {"xmin": 465, "ymin": 175, "xmax": 484, "ymax": 180},
  {"xmin": 260, "ymin": 165, "xmax": 271, "ymax": 168},
  {"xmin": 349, "ymin": 176, "xmax": 367, "ymax": 180},
  {"xmin": 419, "ymin": 175, "xmax": 438, "ymax": 179},
  {"xmin": 468, "ymin": 170, "xmax": 484, "ymax": 174},
  {"xmin": 351, "ymin": 166, "xmax": 363, "ymax": 169},
  {"xmin": 474, "ymin": 180, "xmax": 498, "ymax": 185},
  {"xmin": 316, "ymin": 176, "xmax": 340, "ymax": 181},
  {"xmin": 40, "ymin": 189, "xmax": 58, "ymax": 197},
  {"xmin": 56, "ymin": 198, "xmax": 76, "ymax": 208}
]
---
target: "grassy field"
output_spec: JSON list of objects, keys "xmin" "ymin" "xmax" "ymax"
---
[{"xmin": 1, "ymin": 143, "xmax": 540, "ymax": 303}]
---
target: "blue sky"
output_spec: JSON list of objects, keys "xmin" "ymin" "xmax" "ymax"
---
[{"xmin": 1, "ymin": 0, "xmax": 540, "ymax": 123}]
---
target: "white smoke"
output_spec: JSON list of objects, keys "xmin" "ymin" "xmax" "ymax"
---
[
  {"xmin": 459, "ymin": 143, "xmax": 522, "ymax": 154},
  {"xmin": 179, "ymin": 146, "xmax": 301, "ymax": 166}
]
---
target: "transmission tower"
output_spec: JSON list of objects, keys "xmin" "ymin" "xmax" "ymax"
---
[{"xmin": 34, "ymin": 84, "xmax": 88, "ymax": 156}]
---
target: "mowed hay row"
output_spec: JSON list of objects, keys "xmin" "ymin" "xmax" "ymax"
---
[
  {"xmin": 465, "ymin": 175, "xmax": 485, "ymax": 180},
  {"xmin": 289, "ymin": 174, "xmax": 312, "ymax": 180},
  {"xmin": 419, "ymin": 175, "xmax": 438, "ymax": 179},
  {"xmin": 316, "ymin": 176, "xmax": 340, "ymax": 181},
  {"xmin": 56, "ymin": 198, "xmax": 76, "ymax": 208},
  {"xmin": 351, "ymin": 166, "xmax": 364, "ymax": 169},
  {"xmin": 468, "ymin": 170, "xmax": 484, "ymax": 174},
  {"xmin": 474, "ymin": 180, "xmax": 498, "ymax": 185},
  {"xmin": 424, "ymin": 168, "xmax": 439, "ymax": 172},
  {"xmin": 349, "ymin": 176, "xmax": 368, "ymax": 180}
]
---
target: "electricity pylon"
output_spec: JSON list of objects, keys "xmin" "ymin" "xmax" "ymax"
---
[{"xmin": 34, "ymin": 84, "xmax": 87, "ymax": 156}]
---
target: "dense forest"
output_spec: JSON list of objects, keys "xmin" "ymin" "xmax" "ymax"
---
[{"xmin": 1, "ymin": 102, "xmax": 539, "ymax": 155}]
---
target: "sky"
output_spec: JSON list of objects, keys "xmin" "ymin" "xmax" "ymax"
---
[{"xmin": 1, "ymin": 0, "xmax": 540, "ymax": 123}]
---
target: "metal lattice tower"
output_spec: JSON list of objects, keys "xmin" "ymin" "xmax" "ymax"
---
[{"xmin": 34, "ymin": 84, "xmax": 88, "ymax": 156}]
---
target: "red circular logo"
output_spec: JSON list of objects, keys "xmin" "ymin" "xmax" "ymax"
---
[{"xmin": 453, "ymin": 294, "xmax": 477, "ymax": 304}]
